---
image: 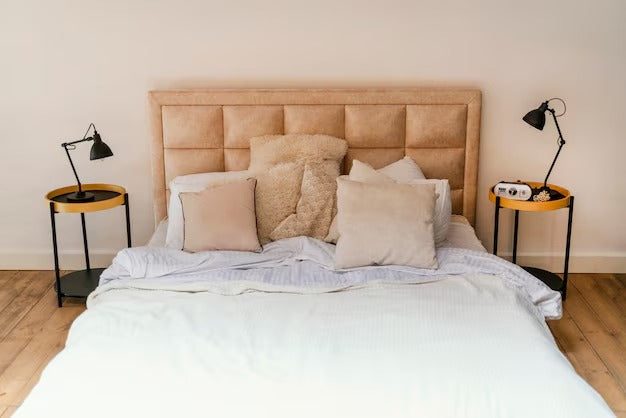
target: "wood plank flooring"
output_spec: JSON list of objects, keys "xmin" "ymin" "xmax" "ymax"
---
[
  {"xmin": 0, "ymin": 271, "xmax": 84, "ymax": 415},
  {"xmin": 0, "ymin": 271, "xmax": 624, "ymax": 416}
]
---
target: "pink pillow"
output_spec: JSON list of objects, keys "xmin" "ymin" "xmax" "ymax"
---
[{"xmin": 179, "ymin": 178, "xmax": 261, "ymax": 252}]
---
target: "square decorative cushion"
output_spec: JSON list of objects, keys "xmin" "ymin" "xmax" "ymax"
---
[
  {"xmin": 249, "ymin": 134, "xmax": 348, "ymax": 242},
  {"xmin": 178, "ymin": 178, "xmax": 261, "ymax": 253},
  {"xmin": 326, "ymin": 159, "xmax": 451, "ymax": 245},
  {"xmin": 334, "ymin": 178, "xmax": 438, "ymax": 269},
  {"xmin": 166, "ymin": 170, "xmax": 252, "ymax": 250},
  {"xmin": 270, "ymin": 161, "xmax": 340, "ymax": 241}
]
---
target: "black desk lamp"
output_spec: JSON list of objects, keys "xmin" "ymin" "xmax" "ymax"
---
[
  {"xmin": 61, "ymin": 123, "xmax": 113, "ymax": 202},
  {"xmin": 523, "ymin": 98, "xmax": 567, "ymax": 200}
]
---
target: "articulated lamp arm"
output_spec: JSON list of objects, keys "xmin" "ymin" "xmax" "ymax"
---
[{"xmin": 543, "ymin": 108, "xmax": 566, "ymax": 188}]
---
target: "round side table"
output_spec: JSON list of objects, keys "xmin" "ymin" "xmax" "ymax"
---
[
  {"xmin": 489, "ymin": 182, "xmax": 574, "ymax": 299},
  {"xmin": 45, "ymin": 184, "xmax": 131, "ymax": 307}
]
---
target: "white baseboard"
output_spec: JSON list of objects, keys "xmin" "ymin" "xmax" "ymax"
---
[
  {"xmin": 0, "ymin": 249, "xmax": 117, "ymax": 270},
  {"xmin": 1, "ymin": 249, "xmax": 625, "ymax": 273},
  {"xmin": 497, "ymin": 252, "xmax": 626, "ymax": 273}
]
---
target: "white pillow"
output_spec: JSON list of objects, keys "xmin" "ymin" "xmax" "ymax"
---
[
  {"xmin": 408, "ymin": 179, "xmax": 451, "ymax": 244},
  {"xmin": 348, "ymin": 160, "xmax": 397, "ymax": 185},
  {"xmin": 377, "ymin": 156, "xmax": 426, "ymax": 182},
  {"xmin": 165, "ymin": 170, "xmax": 252, "ymax": 249}
]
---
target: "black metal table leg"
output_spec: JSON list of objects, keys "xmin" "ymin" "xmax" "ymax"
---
[
  {"xmin": 80, "ymin": 212, "xmax": 90, "ymax": 271},
  {"xmin": 47, "ymin": 185, "xmax": 131, "ymax": 308},
  {"xmin": 124, "ymin": 193, "xmax": 132, "ymax": 247},
  {"xmin": 562, "ymin": 196, "xmax": 574, "ymax": 300},
  {"xmin": 493, "ymin": 196, "xmax": 500, "ymax": 255},
  {"xmin": 512, "ymin": 210, "xmax": 519, "ymax": 264},
  {"xmin": 49, "ymin": 203, "xmax": 62, "ymax": 307}
]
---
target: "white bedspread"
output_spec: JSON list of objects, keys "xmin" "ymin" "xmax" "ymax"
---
[{"xmin": 15, "ymin": 238, "xmax": 613, "ymax": 418}]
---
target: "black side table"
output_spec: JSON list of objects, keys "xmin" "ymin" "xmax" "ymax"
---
[
  {"xmin": 45, "ymin": 184, "xmax": 131, "ymax": 307},
  {"xmin": 489, "ymin": 181, "xmax": 574, "ymax": 300}
]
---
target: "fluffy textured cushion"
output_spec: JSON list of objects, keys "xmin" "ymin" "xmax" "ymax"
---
[
  {"xmin": 326, "ymin": 159, "xmax": 450, "ymax": 245},
  {"xmin": 166, "ymin": 170, "xmax": 252, "ymax": 249},
  {"xmin": 254, "ymin": 162, "xmax": 305, "ymax": 244},
  {"xmin": 377, "ymin": 156, "xmax": 426, "ymax": 182},
  {"xmin": 249, "ymin": 134, "xmax": 348, "ymax": 242},
  {"xmin": 248, "ymin": 134, "xmax": 348, "ymax": 170},
  {"xmin": 179, "ymin": 178, "xmax": 261, "ymax": 253},
  {"xmin": 270, "ymin": 161, "xmax": 340, "ymax": 241},
  {"xmin": 334, "ymin": 178, "xmax": 438, "ymax": 269}
]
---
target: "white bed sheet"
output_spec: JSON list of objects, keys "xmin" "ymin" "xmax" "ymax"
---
[{"xmin": 99, "ymin": 238, "xmax": 559, "ymax": 318}]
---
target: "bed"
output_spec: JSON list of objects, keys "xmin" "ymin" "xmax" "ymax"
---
[{"xmin": 15, "ymin": 89, "xmax": 613, "ymax": 417}]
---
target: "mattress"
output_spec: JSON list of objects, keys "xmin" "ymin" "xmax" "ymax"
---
[{"xmin": 15, "ymin": 222, "xmax": 613, "ymax": 417}]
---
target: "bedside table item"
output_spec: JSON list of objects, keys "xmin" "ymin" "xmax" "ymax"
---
[
  {"xmin": 46, "ymin": 184, "xmax": 131, "ymax": 307},
  {"xmin": 61, "ymin": 123, "xmax": 114, "ymax": 202},
  {"xmin": 493, "ymin": 182, "xmax": 533, "ymax": 201},
  {"xmin": 522, "ymin": 98, "xmax": 567, "ymax": 200},
  {"xmin": 489, "ymin": 181, "xmax": 573, "ymax": 299}
]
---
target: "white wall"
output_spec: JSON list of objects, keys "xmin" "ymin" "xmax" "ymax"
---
[{"xmin": 1, "ymin": 0, "xmax": 624, "ymax": 271}]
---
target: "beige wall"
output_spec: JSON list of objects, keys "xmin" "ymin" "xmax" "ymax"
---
[{"xmin": 1, "ymin": 0, "xmax": 624, "ymax": 271}]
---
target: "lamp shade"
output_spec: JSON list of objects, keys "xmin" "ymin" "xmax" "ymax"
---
[
  {"xmin": 522, "ymin": 101, "xmax": 549, "ymax": 130},
  {"xmin": 89, "ymin": 131, "xmax": 113, "ymax": 160}
]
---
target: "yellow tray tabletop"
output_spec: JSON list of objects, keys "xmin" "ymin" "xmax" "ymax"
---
[
  {"xmin": 45, "ymin": 184, "xmax": 126, "ymax": 213},
  {"xmin": 489, "ymin": 181, "xmax": 570, "ymax": 211}
]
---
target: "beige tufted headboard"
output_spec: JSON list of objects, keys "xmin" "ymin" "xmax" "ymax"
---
[{"xmin": 149, "ymin": 88, "xmax": 481, "ymax": 226}]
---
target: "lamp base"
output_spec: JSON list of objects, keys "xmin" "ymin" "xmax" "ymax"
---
[{"xmin": 66, "ymin": 191, "xmax": 95, "ymax": 202}]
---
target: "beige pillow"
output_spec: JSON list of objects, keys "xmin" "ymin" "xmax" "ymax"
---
[
  {"xmin": 325, "ymin": 160, "xmax": 394, "ymax": 243},
  {"xmin": 166, "ymin": 170, "xmax": 252, "ymax": 250},
  {"xmin": 325, "ymin": 159, "xmax": 451, "ymax": 244},
  {"xmin": 350, "ymin": 160, "xmax": 451, "ymax": 245},
  {"xmin": 270, "ymin": 161, "xmax": 339, "ymax": 241},
  {"xmin": 334, "ymin": 178, "xmax": 438, "ymax": 269},
  {"xmin": 249, "ymin": 134, "xmax": 348, "ymax": 170},
  {"xmin": 254, "ymin": 162, "xmax": 305, "ymax": 244},
  {"xmin": 179, "ymin": 178, "xmax": 261, "ymax": 253}
]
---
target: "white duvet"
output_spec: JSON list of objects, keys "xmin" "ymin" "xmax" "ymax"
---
[{"xmin": 16, "ymin": 238, "xmax": 613, "ymax": 417}]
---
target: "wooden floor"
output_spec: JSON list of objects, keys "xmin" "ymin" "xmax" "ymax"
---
[{"xmin": 0, "ymin": 272, "xmax": 624, "ymax": 417}]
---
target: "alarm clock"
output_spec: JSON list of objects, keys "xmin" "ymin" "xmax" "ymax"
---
[{"xmin": 493, "ymin": 182, "xmax": 532, "ymax": 201}]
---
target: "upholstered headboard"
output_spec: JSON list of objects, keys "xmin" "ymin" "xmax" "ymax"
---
[{"xmin": 149, "ymin": 88, "xmax": 481, "ymax": 226}]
